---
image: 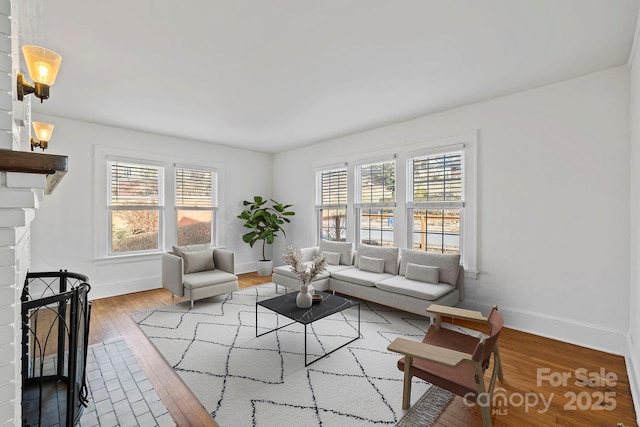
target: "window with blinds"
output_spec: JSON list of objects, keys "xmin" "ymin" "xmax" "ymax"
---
[
  {"xmin": 316, "ymin": 168, "xmax": 347, "ymax": 242},
  {"xmin": 356, "ymin": 160, "xmax": 395, "ymax": 247},
  {"xmin": 108, "ymin": 161, "xmax": 163, "ymax": 254},
  {"xmin": 407, "ymin": 150, "xmax": 463, "ymax": 254},
  {"xmin": 175, "ymin": 167, "xmax": 217, "ymax": 246}
]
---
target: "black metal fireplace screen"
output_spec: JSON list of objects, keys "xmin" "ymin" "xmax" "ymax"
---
[{"xmin": 21, "ymin": 271, "xmax": 92, "ymax": 427}]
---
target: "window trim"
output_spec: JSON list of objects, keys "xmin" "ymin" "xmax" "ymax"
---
[
  {"xmin": 405, "ymin": 134, "xmax": 477, "ymax": 276},
  {"xmin": 355, "ymin": 158, "xmax": 397, "ymax": 247},
  {"xmin": 174, "ymin": 165, "xmax": 219, "ymax": 247},
  {"xmin": 315, "ymin": 165, "xmax": 348, "ymax": 242},
  {"xmin": 107, "ymin": 158, "xmax": 165, "ymax": 256}
]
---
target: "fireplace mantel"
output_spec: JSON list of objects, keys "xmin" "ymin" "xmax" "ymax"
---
[{"xmin": 0, "ymin": 149, "xmax": 68, "ymax": 194}]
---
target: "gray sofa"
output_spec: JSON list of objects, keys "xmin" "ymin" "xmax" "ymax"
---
[
  {"xmin": 162, "ymin": 244, "xmax": 239, "ymax": 308},
  {"xmin": 272, "ymin": 241, "xmax": 464, "ymax": 317}
]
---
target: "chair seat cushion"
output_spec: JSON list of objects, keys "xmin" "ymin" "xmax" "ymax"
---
[
  {"xmin": 183, "ymin": 269, "xmax": 237, "ymax": 290},
  {"xmin": 375, "ymin": 276, "xmax": 454, "ymax": 300}
]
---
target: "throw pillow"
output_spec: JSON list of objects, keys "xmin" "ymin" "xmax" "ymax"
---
[
  {"xmin": 405, "ymin": 263, "xmax": 439, "ymax": 284},
  {"xmin": 182, "ymin": 249, "xmax": 215, "ymax": 274},
  {"xmin": 321, "ymin": 251, "xmax": 341, "ymax": 266},
  {"xmin": 173, "ymin": 244, "xmax": 213, "ymax": 258},
  {"xmin": 359, "ymin": 255, "xmax": 385, "ymax": 274}
]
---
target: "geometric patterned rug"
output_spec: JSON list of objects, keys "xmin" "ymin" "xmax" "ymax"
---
[{"xmin": 131, "ymin": 284, "xmax": 452, "ymax": 426}]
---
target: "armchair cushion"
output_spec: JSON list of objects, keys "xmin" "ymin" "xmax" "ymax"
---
[
  {"xmin": 183, "ymin": 249, "xmax": 215, "ymax": 274},
  {"xmin": 173, "ymin": 243, "xmax": 213, "ymax": 257}
]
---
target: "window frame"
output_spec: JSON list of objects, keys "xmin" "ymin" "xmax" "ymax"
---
[
  {"xmin": 174, "ymin": 165, "xmax": 218, "ymax": 247},
  {"xmin": 316, "ymin": 166, "xmax": 348, "ymax": 242},
  {"xmin": 354, "ymin": 158, "xmax": 397, "ymax": 247},
  {"xmin": 406, "ymin": 146, "xmax": 464, "ymax": 255},
  {"xmin": 107, "ymin": 159, "xmax": 165, "ymax": 255}
]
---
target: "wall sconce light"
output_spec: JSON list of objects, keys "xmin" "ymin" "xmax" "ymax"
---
[
  {"xmin": 30, "ymin": 121, "xmax": 55, "ymax": 151},
  {"xmin": 17, "ymin": 45, "xmax": 62, "ymax": 103}
]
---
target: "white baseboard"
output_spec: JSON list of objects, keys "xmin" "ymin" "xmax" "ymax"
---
[
  {"xmin": 235, "ymin": 261, "xmax": 258, "ymax": 275},
  {"xmin": 458, "ymin": 298, "xmax": 627, "ymax": 355},
  {"xmin": 626, "ymin": 334, "xmax": 640, "ymax": 425},
  {"xmin": 89, "ymin": 276, "xmax": 161, "ymax": 300}
]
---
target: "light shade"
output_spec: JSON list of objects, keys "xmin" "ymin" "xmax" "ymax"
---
[
  {"xmin": 32, "ymin": 122, "xmax": 54, "ymax": 142},
  {"xmin": 22, "ymin": 45, "xmax": 62, "ymax": 86}
]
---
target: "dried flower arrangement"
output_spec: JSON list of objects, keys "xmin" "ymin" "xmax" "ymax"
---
[{"xmin": 283, "ymin": 245, "xmax": 328, "ymax": 286}]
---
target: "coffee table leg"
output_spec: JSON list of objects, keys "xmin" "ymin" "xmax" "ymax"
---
[{"xmin": 304, "ymin": 324, "xmax": 308, "ymax": 366}]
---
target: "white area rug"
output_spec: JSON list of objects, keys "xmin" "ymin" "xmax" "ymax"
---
[{"xmin": 132, "ymin": 284, "xmax": 452, "ymax": 426}]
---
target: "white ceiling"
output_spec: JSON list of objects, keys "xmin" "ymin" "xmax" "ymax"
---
[{"xmin": 19, "ymin": 0, "xmax": 640, "ymax": 154}]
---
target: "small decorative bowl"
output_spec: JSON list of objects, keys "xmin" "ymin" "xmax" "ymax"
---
[{"xmin": 312, "ymin": 294, "xmax": 324, "ymax": 304}]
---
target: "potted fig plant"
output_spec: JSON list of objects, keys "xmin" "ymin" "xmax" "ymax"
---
[{"xmin": 237, "ymin": 196, "xmax": 295, "ymax": 276}]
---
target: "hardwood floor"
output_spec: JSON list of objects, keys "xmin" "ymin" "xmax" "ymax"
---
[{"xmin": 89, "ymin": 273, "xmax": 637, "ymax": 426}]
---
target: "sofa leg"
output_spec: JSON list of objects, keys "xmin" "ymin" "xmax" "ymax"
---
[
  {"xmin": 190, "ymin": 299, "xmax": 194, "ymax": 309},
  {"xmin": 230, "ymin": 292, "xmax": 233, "ymax": 300}
]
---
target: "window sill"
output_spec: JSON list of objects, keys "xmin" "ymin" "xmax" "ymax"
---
[{"xmin": 93, "ymin": 251, "xmax": 163, "ymax": 265}]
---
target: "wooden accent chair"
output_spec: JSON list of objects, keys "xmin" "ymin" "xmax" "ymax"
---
[{"xmin": 387, "ymin": 304, "xmax": 504, "ymax": 427}]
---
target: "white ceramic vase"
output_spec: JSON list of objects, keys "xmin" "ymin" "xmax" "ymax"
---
[{"xmin": 296, "ymin": 283, "xmax": 313, "ymax": 309}]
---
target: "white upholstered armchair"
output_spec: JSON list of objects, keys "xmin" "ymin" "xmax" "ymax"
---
[{"xmin": 162, "ymin": 244, "xmax": 239, "ymax": 308}]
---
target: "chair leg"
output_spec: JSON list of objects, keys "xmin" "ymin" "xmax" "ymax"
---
[
  {"xmin": 494, "ymin": 344, "xmax": 504, "ymax": 381},
  {"xmin": 402, "ymin": 356, "xmax": 413, "ymax": 409},
  {"xmin": 230, "ymin": 292, "xmax": 233, "ymax": 300},
  {"xmin": 480, "ymin": 404, "xmax": 492, "ymax": 427}
]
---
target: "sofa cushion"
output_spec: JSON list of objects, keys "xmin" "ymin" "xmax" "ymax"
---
[
  {"xmin": 183, "ymin": 269, "xmax": 237, "ymax": 290},
  {"xmin": 331, "ymin": 267, "xmax": 395, "ymax": 287},
  {"xmin": 359, "ymin": 255, "xmax": 385, "ymax": 274},
  {"xmin": 319, "ymin": 240, "xmax": 354, "ymax": 265},
  {"xmin": 399, "ymin": 249, "xmax": 460, "ymax": 286},
  {"xmin": 375, "ymin": 276, "xmax": 455, "ymax": 301},
  {"xmin": 355, "ymin": 244, "xmax": 399, "ymax": 274},
  {"xmin": 182, "ymin": 249, "xmax": 215, "ymax": 274},
  {"xmin": 405, "ymin": 263, "xmax": 439, "ymax": 284},
  {"xmin": 321, "ymin": 251, "xmax": 341, "ymax": 266}
]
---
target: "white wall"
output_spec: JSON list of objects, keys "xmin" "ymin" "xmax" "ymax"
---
[
  {"xmin": 29, "ymin": 116, "xmax": 273, "ymax": 299},
  {"xmin": 627, "ymin": 20, "xmax": 640, "ymax": 420},
  {"xmin": 274, "ymin": 66, "xmax": 631, "ymax": 355}
]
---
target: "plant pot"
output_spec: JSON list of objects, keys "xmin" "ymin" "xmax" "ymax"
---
[{"xmin": 256, "ymin": 260, "xmax": 273, "ymax": 277}]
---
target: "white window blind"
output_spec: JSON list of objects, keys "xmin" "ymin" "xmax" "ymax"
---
[
  {"xmin": 357, "ymin": 160, "xmax": 396, "ymax": 205},
  {"xmin": 176, "ymin": 168, "xmax": 216, "ymax": 207},
  {"xmin": 409, "ymin": 151, "xmax": 463, "ymax": 205},
  {"xmin": 319, "ymin": 168, "xmax": 347, "ymax": 206},
  {"xmin": 110, "ymin": 162, "xmax": 161, "ymax": 206}
]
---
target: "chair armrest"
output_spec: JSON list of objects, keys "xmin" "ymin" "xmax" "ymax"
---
[
  {"xmin": 213, "ymin": 249, "xmax": 235, "ymax": 274},
  {"xmin": 426, "ymin": 304, "xmax": 487, "ymax": 323},
  {"xmin": 387, "ymin": 337, "xmax": 471, "ymax": 368},
  {"xmin": 162, "ymin": 252, "xmax": 184, "ymax": 297}
]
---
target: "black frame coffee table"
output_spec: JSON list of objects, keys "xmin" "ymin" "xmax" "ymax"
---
[{"xmin": 256, "ymin": 290, "xmax": 360, "ymax": 366}]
